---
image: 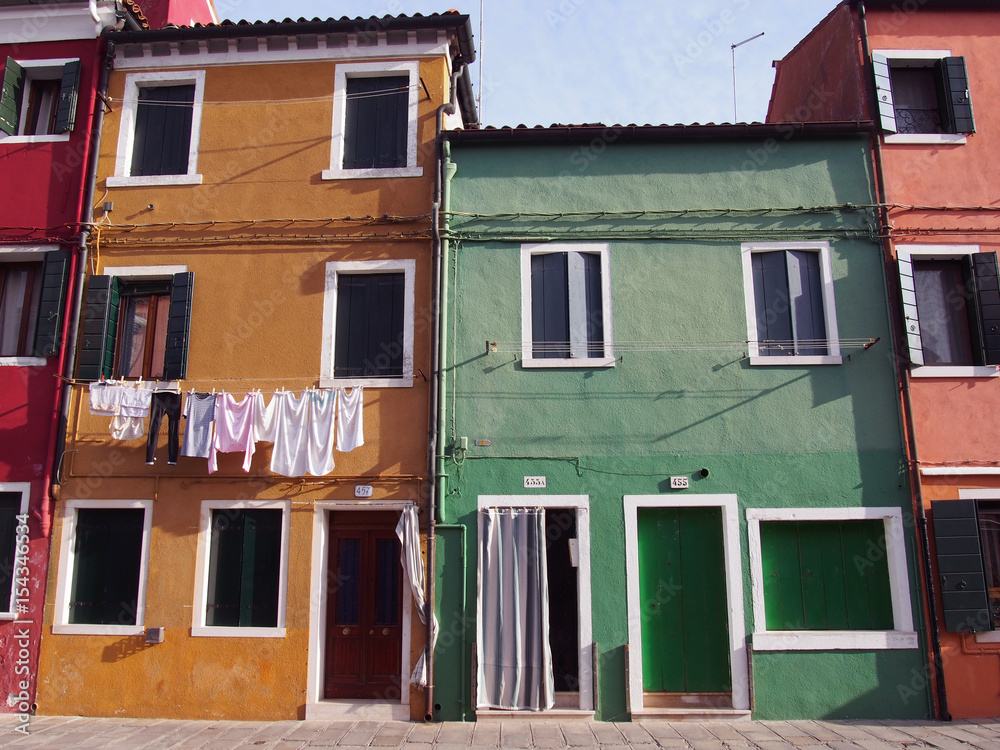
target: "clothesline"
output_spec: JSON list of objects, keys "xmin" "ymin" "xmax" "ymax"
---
[{"xmin": 66, "ymin": 375, "xmax": 366, "ymax": 398}]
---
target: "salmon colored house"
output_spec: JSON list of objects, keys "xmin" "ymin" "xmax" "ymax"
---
[
  {"xmin": 34, "ymin": 12, "xmax": 477, "ymax": 721},
  {"xmin": 770, "ymin": 0, "xmax": 1000, "ymax": 719}
]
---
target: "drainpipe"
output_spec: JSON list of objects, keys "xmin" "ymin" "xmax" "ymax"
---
[
  {"xmin": 427, "ymin": 61, "xmax": 466, "ymax": 722},
  {"xmin": 46, "ymin": 40, "xmax": 115, "ymax": 535},
  {"xmin": 857, "ymin": 1, "xmax": 949, "ymax": 721}
]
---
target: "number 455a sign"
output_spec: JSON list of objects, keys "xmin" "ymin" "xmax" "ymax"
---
[{"xmin": 524, "ymin": 476, "xmax": 547, "ymax": 489}]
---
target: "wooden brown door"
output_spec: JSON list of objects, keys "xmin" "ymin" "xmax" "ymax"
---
[{"xmin": 324, "ymin": 513, "xmax": 402, "ymax": 699}]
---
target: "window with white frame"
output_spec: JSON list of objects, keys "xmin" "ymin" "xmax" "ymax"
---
[
  {"xmin": 107, "ymin": 70, "xmax": 205, "ymax": 187},
  {"xmin": 0, "ymin": 484, "xmax": 29, "ymax": 619},
  {"xmin": 192, "ymin": 501, "xmax": 290, "ymax": 638},
  {"xmin": 323, "ymin": 61, "xmax": 422, "ymax": 180},
  {"xmin": 746, "ymin": 507, "xmax": 917, "ymax": 651},
  {"xmin": 520, "ymin": 243, "xmax": 614, "ymax": 368},
  {"xmin": 897, "ymin": 245, "xmax": 1000, "ymax": 378},
  {"xmin": 1, "ymin": 57, "xmax": 80, "ymax": 142},
  {"xmin": 741, "ymin": 241, "xmax": 841, "ymax": 365},
  {"xmin": 53, "ymin": 500, "xmax": 152, "ymax": 635},
  {"xmin": 0, "ymin": 245, "xmax": 70, "ymax": 365},
  {"xmin": 873, "ymin": 50, "xmax": 974, "ymax": 144},
  {"xmin": 320, "ymin": 259, "xmax": 415, "ymax": 388}
]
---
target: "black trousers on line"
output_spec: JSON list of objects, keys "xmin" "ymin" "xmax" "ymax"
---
[{"xmin": 146, "ymin": 392, "xmax": 182, "ymax": 465}]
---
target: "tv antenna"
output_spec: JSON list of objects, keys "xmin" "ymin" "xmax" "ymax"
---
[{"xmin": 731, "ymin": 32, "xmax": 764, "ymax": 122}]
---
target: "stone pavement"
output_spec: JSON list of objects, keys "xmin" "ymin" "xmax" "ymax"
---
[{"xmin": 0, "ymin": 716, "xmax": 999, "ymax": 750}]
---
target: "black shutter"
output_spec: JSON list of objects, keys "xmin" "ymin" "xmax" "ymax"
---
[
  {"xmin": 582, "ymin": 252, "xmax": 604, "ymax": 357},
  {"xmin": 53, "ymin": 59, "xmax": 81, "ymax": 134},
  {"xmin": 531, "ymin": 253, "xmax": 570, "ymax": 359},
  {"xmin": 939, "ymin": 56, "xmax": 975, "ymax": 134},
  {"xmin": 752, "ymin": 251, "xmax": 793, "ymax": 356},
  {"xmin": 932, "ymin": 499, "xmax": 991, "ymax": 633},
  {"xmin": 32, "ymin": 249, "xmax": 71, "ymax": 357},
  {"xmin": 343, "ymin": 76, "xmax": 408, "ymax": 169},
  {"xmin": 972, "ymin": 252, "xmax": 1000, "ymax": 366},
  {"xmin": 333, "ymin": 273, "xmax": 404, "ymax": 378},
  {"xmin": 163, "ymin": 271, "xmax": 193, "ymax": 380},
  {"xmin": 77, "ymin": 275, "xmax": 119, "ymax": 381},
  {"xmin": 131, "ymin": 85, "xmax": 195, "ymax": 176},
  {"xmin": 0, "ymin": 57, "xmax": 25, "ymax": 136}
]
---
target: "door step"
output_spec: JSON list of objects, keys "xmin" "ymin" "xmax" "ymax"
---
[
  {"xmin": 305, "ymin": 699, "xmax": 409, "ymax": 721},
  {"xmin": 632, "ymin": 707, "xmax": 752, "ymax": 722},
  {"xmin": 476, "ymin": 708, "xmax": 595, "ymax": 721}
]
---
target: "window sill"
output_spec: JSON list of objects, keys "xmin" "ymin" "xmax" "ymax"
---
[
  {"xmin": 911, "ymin": 365, "xmax": 999, "ymax": 378},
  {"xmin": 0, "ymin": 133, "xmax": 71, "ymax": 144},
  {"xmin": 521, "ymin": 356, "xmax": 616, "ymax": 369},
  {"xmin": 191, "ymin": 625, "xmax": 286, "ymax": 638},
  {"xmin": 107, "ymin": 174, "xmax": 203, "ymax": 187},
  {"xmin": 753, "ymin": 630, "xmax": 918, "ymax": 651},
  {"xmin": 321, "ymin": 166, "xmax": 423, "ymax": 180},
  {"xmin": 884, "ymin": 133, "xmax": 967, "ymax": 145},
  {"xmin": 748, "ymin": 355, "xmax": 842, "ymax": 366},
  {"xmin": 319, "ymin": 376, "xmax": 412, "ymax": 389},
  {"xmin": 0, "ymin": 357, "xmax": 47, "ymax": 367},
  {"xmin": 51, "ymin": 624, "xmax": 144, "ymax": 636},
  {"xmin": 975, "ymin": 631, "xmax": 1000, "ymax": 643},
  {"xmin": 0, "ymin": 612, "xmax": 18, "ymax": 621}
]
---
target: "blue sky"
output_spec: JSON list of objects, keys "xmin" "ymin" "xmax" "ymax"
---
[{"xmin": 216, "ymin": 0, "xmax": 836, "ymax": 127}]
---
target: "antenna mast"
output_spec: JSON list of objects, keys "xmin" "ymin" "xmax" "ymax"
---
[{"xmin": 731, "ymin": 32, "xmax": 764, "ymax": 122}]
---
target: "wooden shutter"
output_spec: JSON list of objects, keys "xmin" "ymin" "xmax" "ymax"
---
[
  {"xmin": 0, "ymin": 57, "xmax": 25, "ymax": 136},
  {"xmin": 131, "ymin": 85, "xmax": 195, "ymax": 176},
  {"xmin": 531, "ymin": 253, "xmax": 570, "ymax": 359},
  {"xmin": 582, "ymin": 252, "xmax": 604, "ymax": 357},
  {"xmin": 69, "ymin": 508, "xmax": 143, "ymax": 625},
  {"xmin": 751, "ymin": 251, "xmax": 793, "ymax": 356},
  {"xmin": 343, "ymin": 76, "xmax": 408, "ymax": 169},
  {"xmin": 939, "ymin": 56, "xmax": 975, "ymax": 135},
  {"xmin": 896, "ymin": 250, "xmax": 924, "ymax": 366},
  {"xmin": 972, "ymin": 252, "xmax": 1000, "ymax": 366},
  {"xmin": 53, "ymin": 59, "xmax": 81, "ymax": 134},
  {"xmin": 163, "ymin": 271, "xmax": 193, "ymax": 381},
  {"xmin": 872, "ymin": 53, "xmax": 898, "ymax": 134},
  {"xmin": 932, "ymin": 499, "xmax": 992, "ymax": 633},
  {"xmin": 77, "ymin": 275, "xmax": 119, "ymax": 381},
  {"xmin": 31, "ymin": 249, "xmax": 71, "ymax": 357},
  {"xmin": 333, "ymin": 273, "xmax": 404, "ymax": 378},
  {"xmin": 786, "ymin": 250, "xmax": 828, "ymax": 356}
]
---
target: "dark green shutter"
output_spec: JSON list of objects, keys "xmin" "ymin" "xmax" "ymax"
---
[
  {"xmin": 77, "ymin": 275, "xmax": 119, "ymax": 381},
  {"xmin": 69, "ymin": 508, "xmax": 144, "ymax": 625},
  {"xmin": 972, "ymin": 252, "xmax": 1000, "ymax": 366},
  {"xmin": 939, "ymin": 56, "xmax": 975, "ymax": 134},
  {"xmin": 132, "ymin": 85, "xmax": 195, "ymax": 176},
  {"xmin": 932, "ymin": 499, "xmax": 991, "ymax": 633},
  {"xmin": 163, "ymin": 271, "xmax": 193, "ymax": 380},
  {"xmin": 333, "ymin": 273, "xmax": 404, "ymax": 377},
  {"xmin": 53, "ymin": 59, "xmax": 81, "ymax": 134},
  {"xmin": 32, "ymin": 249, "xmax": 71, "ymax": 357},
  {"xmin": 0, "ymin": 57, "xmax": 25, "ymax": 136},
  {"xmin": 343, "ymin": 76, "xmax": 408, "ymax": 169},
  {"xmin": 206, "ymin": 509, "xmax": 280, "ymax": 628}
]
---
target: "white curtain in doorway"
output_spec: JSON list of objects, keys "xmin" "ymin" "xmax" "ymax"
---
[
  {"xmin": 477, "ymin": 507, "xmax": 554, "ymax": 710},
  {"xmin": 396, "ymin": 504, "xmax": 438, "ymax": 688}
]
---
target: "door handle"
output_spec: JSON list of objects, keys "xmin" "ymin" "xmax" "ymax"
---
[
  {"xmin": 382, "ymin": 628, "xmax": 389, "ymax": 636},
  {"xmin": 369, "ymin": 629, "xmax": 374, "ymax": 635}
]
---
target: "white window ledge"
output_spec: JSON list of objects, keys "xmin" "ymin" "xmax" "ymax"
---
[
  {"xmin": 106, "ymin": 174, "xmax": 203, "ymax": 188},
  {"xmin": 0, "ymin": 612, "xmax": 18, "ymax": 621},
  {"xmin": 749, "ymin": 355, "xmax": 843, "ymax": 366},
  {"xmin": 191, "ymin": 626, "xmax": 286, "ymax": 638},
  {"xmin": 975, "ymin": 631, "xmax": 1000, "ymax": 643},
  {"xmin": 911, "ymin": 365, "xmax": 999, "ymax": 378},
  {"xmin": 521, "ymin": 357, "xmax": 616, "ymax": 369},
  {"xmin": 0, "ymin": 134, "xmax": 70, "ymax": 144},
  {"xmin": 51, "ymin": 624, "xmax": 145, "ymax": 636},
  {"xmin": 318, "ymin": 376, "xmax": 412, "ymax": 389},
  {"xmin": 0, "ymin": 357, "xmax": 47, "ymax": 367},
  {"xmin": 321, "ymin": 167, "xmax": 423, "ymax": 180},
  {"xmin": 884, "ymin": 134, "xmax": 967, "ymax": 145},
  {"xmin": 753, "ymin": 630, "xmax": 918, "ymax": 651}
]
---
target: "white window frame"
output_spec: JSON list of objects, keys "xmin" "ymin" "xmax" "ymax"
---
[
  {"xmin": 322, "ymin": 60, "xmax": 422, "ymax": 180},
  {"xmin": 52, "ymin": 499, "xmax": 153, "ymax": 636},
  {"xmin": 0, "ymin": 244, "xmax": 55, "ymax": 367},
  {"xmin": 874, "ymin": 49, "xmax": 967, "ymax": 145},
  {"xmin": 520, "ymin": 243, "xmax": 615, "ymax": 369},
  {"xmin": 746, "ymin": 506, "xmax": 917, "ymax": 651},
  {"xmin": 107, "ymin": 70, "xmax": 205, "ymax": 187},
  {"xmin": 741, "ymin": 241, "xmax": 842, "ymax": 366},
  {"xmin": 476, "ymin": 495, "xmax": 594, "ymax": 714},
  {"xmin": 898, "ymin": 244, "xmax": 999, "ymax": 378},
  {"xmin": 0, "ymin": 483, "xmax": 30, "ymax": 620},
  {"xmin": 320, "ymin": 259, "xmax": 415, "ymax": 389},
  {"xmin": 191, "ymin": 500, "xmax": 290, "ymax": 638},
  {"xmin": 0, "ymin": 57, "xmax": 76, "ymax": 144}
]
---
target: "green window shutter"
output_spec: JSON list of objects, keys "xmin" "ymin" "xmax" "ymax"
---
[
  {"xmin": 972, "ymin": 252, "xmax": 1000, "ymax": 366},
  {"xmin": 32, "ymin": 249, "xmax": 71, "ymax": 357},
  {"xmin": 77, "ymin": 275, "xmax": 119, "ymax": 381},
  {"xmin": 163, "ymin": 271, "xmax": 193, "ymax": 381},
  {"xmin": 872, "ymin": 53, "xmax": 898, "ymax": 134},
  {"xmin": 206, "ymin": 509, "xmax": 281, "ymax": 628},
  {"xmin": 897, "ymin": 250, "xmax": 924, "ymax": 366},
  {"xmin": 939, "ymin": 56, "xmax": 975, "ymax": 135},
  {"xmin": 0, "ymin": 57, "xmax": 25, "ymax": 136},
  {"xmin": 69, "ymin": 508, "xmax": 144, "ymax": 625},
  {"xmin": 932, "ymin": 499, "xmax": 991, "ymax": 633},
  {"xmin": 53, "ymin": 59, "xmax": 81, "ymax": 134}
]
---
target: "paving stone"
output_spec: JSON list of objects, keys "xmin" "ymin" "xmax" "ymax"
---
[
  {"xmin": 589, "ymin": 722, "xmax": 624, "ymax": 743},
  {"xmin": 672, "ymin": 723, "xmax": 715, "ymax": 741},
  {"xmin": 638, "ymin": 721, "xmax": 684, "ymax": 740},
  {"xmin": 436, "ymin": 724, "xmax": 474, "ymax": 744},
  {"xmin": 613, "ymin": 722, "xmax": 655, "ymax": 744},
  {"xmin": 471, "ymin": 723, "xmax": 500, "ymax": 746},
  {"xmin": 797, "ymin": 721, "xmax": 851, "ymax": 742},
  {"xmin": 270, "ymin": 743, "xmax": 308, "ymax": 750}
]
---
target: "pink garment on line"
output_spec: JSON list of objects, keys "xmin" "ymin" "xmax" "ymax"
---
[{"xmin": 208, "ymin": 391, "xmax": 261, "ymax": 474}]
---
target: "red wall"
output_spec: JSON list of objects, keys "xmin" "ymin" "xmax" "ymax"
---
[{"xmin": 139, "ymin": 0, "xmax": 216, "ymax": 28}]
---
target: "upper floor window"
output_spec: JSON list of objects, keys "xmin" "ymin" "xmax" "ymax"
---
[
  {"xmin": 741, "ymin": 241, "xmax": 841, "ymax": 366},
  {"xmin": 323, "ymin": 61, "xmax": 422, "ymax": 180},
  {"xmin": 873, "ymin": 51, "xmax": 974, "ymax": 144},
  {"xmin": 0, "ymin": 57, "xmax": 80, "ymax": 142},
  {"xmin": 107, "ymin": 71, "xmax": 205, "ymax": 187},
  {"xmin": 0, "ymin": 262, "xmax": 41, "ymax": 357},
  {"xmin": 0, "ymin": 246, "xmax": 70, "ymax": 365}
]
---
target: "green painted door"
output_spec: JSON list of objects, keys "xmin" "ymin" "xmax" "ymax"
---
[{"xmin": 637, "ymin": 506, "xmax": 731, "ymax": 693}]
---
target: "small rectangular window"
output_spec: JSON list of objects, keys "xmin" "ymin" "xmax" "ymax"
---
[
  {"xmin": 0, "ymin": 262, "xmax": 42, "ymax": 357},
  {"xmin": 751, "ymin": 250, "xmax": 827, "ymax": 357},
  {"xmin": 115, "ymin": 280, "xmax": 172, "ymax": 379},
  {"xmin": 0, "ymin": 493, "xmax": 21, "ymax": 614},
  {"xmin": 69, "ymin": 508, "xmax": 145, "ymax": 626},
  {"xmin": 131, "ymin": 84, "xmax": 195, "ymax": 177},
  {"xmin": 343, "ymin": 76, "xmax": 408, "ymax": 170},
  {"xmin": 206, "ymin": 509, "xmax": 282, "ymax": 628},
  {"xmin": 873, "ymin": 53, "xmax": 975, "ymax": 137},
  {"xmin": 1, "ymin": 57, "xmax": 80, "ymax": 137},
  {"xmin": 912, "ymin": 258, "xmax": 976, "ymax": 365},
  {"xmin": 334, "ymin": 272, "xmax": 405, "ymax": 378}
]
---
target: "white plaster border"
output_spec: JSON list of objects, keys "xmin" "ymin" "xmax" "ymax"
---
[
  {"xmin": 306, "ymin": 500, "xmax": 414, "ymax": 713},
  {"xmin": 0, "ymin": 483, "xmax": 30, "ymax": 620},
  {"xmin": 190, "ymin": 500, "xmax": 291, "ymax": 638},
  {"xmin": 476, "ymin": 495, "xmax": 594, "ymax": 713},
  {"xmin": 746, "ymin": 506, "xmax": 917, "ymax": 651},
  {"xmin": 52, "ymin": 499, "xmax": 153, "ymax": 636},
  {"xmin": 624, "ymin": 494, "xmax": 748, "ymax": 714}
]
